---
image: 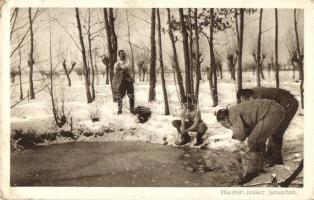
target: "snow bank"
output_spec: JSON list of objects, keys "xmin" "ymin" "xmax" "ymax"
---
[{"xmin": 10, "ymin": 71, "xmax": 303, "ymax": 152}]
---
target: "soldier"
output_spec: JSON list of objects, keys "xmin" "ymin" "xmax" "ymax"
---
[
  {"xmin": 172, "ymin": 101, "xmax": 207, "ymax": 146},
  {"xmin": 112, "ymin": 50, "xmax": 135, "ymax": 114},
  {"xmin": 237, "ymin": 87, "xmax": 299, "ymax": 166},
  {"xmin": 216, "ymin": 99, "xmax": 285, "ymax": 184}
]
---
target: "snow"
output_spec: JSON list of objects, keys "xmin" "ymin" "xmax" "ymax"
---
[{"xmin": 10, "ymin": 71, "xmax": 303, "ymax": 154}]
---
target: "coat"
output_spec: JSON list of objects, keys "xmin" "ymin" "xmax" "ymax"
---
[
  {"xmin": 112, "ymin": 69, "xmax": 124, "ymax": 102},
  {"xmin": 251, "ymin": 87, "xmax": 294, "ymax": 110},
  {"xmin": 228, "ymin": 99, "xmax": 285, "ymax": 142}
]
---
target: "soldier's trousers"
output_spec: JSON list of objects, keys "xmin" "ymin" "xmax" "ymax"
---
[
  {"xmin": 118, "ymin": 80, "xmax": 134, "ymax": 111},
  {"xmin": 266, "ymin": 97, "xmax": 299, "ymax": 158},
  {"xmin": 247, "ymin": 103, "xmax": 285, "ymax": 152}
]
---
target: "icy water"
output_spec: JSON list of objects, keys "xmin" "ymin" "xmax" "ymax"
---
[{"xmin": 11, "ymin": 141, "xmax": 243, "ymax": 187}]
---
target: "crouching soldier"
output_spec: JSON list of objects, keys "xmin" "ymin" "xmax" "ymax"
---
[
  {"xmin": 112, "ymin": 50, "xmax": 135, "ymax": 114},
  {"xmin": 216, "ymin": 99, "xmax": 285, "ymax": 185},
  {"xmin": 172, "ymin": 102, "xmax": 207, "ymax": 146},
  {"xmin": 237, "ymin": 87, "xmax": 299, "ymax": 166}
]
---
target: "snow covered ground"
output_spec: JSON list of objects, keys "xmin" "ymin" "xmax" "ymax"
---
[{"xmin": 10, "ymin": 71, "xmax": 303, "ymax": 155}]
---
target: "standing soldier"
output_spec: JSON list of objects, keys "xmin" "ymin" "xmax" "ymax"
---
[
  {"xmin": 216, "ymin": 99, "xmax": 285, "ymax": 184},
  {"xmin": 112, "ymin": 50, "xmax": 135, "ymax": 114},
  {"xmin": 237, "ymin": 87, "xmax": 299, "ymax": 166}
]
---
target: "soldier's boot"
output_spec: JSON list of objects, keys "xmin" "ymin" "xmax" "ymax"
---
[
  {"xmin": 179, "ymin": 132, "xmax": 191, "ymax": 146},
  {"xmin": 194, "ymin": 132, "xmax": 205, "ymax": 146},
  {"xmin": 129, "ymin": 96, "xmax": 135, "ymax": 114},
  {"xmin": 257, "ymin": 152, "xmax": 266, "ymax": 173},
  {"xmin": 266, "ymin": 144, "xmax": 283, "ymax": 167},
  {"xmin": 238, "ymin": 152, "xmax": 260, "ymax": 185},
  {"xmin": 118, "ymin": 100, "xmax": 122, "ymax": 115}
]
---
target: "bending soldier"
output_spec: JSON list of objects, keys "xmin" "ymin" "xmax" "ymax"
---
[
  {"xmin": 172, "ymin": 101, "xmax": 207, "ymax": 146},
  {"xmin": 216, "ymin": 99, "xmax": 285, "ymax": 184},
  {"xmin": 237, "ymin": 87, "xmax": 298, "ymax": 166}
]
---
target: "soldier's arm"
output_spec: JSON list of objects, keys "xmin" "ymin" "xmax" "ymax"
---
[
  {"xmin": 114, "ymin": 62, "xmax": 121, "ymax": 74},
  {"xmin": 180, "ymin": 110, "xmax": 186, "ymax": 133},
  {"xmin": 184, "ymin": 111, "xmax": 200, "ymax": 132},
  {"xmin": 230, "ymin": 116, "xmax": 248, "ymax": 142}
]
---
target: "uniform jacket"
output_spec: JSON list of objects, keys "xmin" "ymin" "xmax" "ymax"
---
[
  {"xmin": 251, "ymin": 87, "xmax": 294, "ymax": 109},
  {"xmin": 228, "ymin": 99, "xmax": 283, "ymax": 141}
]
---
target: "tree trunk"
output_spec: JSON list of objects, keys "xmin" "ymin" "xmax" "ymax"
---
[
  {"xmin": 28, "ymin": 8, "xmax": 35, "ymax": 99},
  {"xmin": 94, "ymin": 54, "xmax": 99, "ymax": 85},
  {"xmin": 106, "ymin": 64, "xmax": 110, "ymax": 84},
  {"xmin": 109, "ymin": 8, "xmax": 118, "ymax": 83},
  {"xmin": 75, "ymin": 8, "xmax": 92, "ymax": 103},
  {"xmin": 209, "ymin": 8, "xmax": 218, "ymax": 107},
  {"xmin": 148, "ymin": 8, "xmax": 156, "ymax": 101},
  {"xmin": 126, "ymin": 10, "xmax": 135, "ymax": 81},
  {"xmin": 236, "ymin": 9, "xmax": 244, "ymax": 103},
  {"xmin": 294, "ymin": 9, "xmax": 304, "ymax": 108},
  {"xmin": 18, "ymin": 46, "xmax": 23, "ymax": 100},
  {"xmin": 256, "ymin": 8, "xmax": 263, "ymax": 87},
  {"xmin": 62, "ymin": 61, "xmax": 72, "ymax": 86},
  {"xmin": 179, "ymin": 8, "xmax": 192, "ymax": 101},
  {"xmin": 48, "ymin": 11, "xmax": 61, "ymax": 127},
  {"xmin": 103, "ymin": 9, "xmax": 113, "ymax": 85},
  {"xmin": 10, "ymin": 8, "xmax": 19, "ymax": 41},
  {"xmin": 157, "ymin": 9, "xmax": 170, "ymax": 115},
  {"xmin": 194, "ymin": 8, "xmax": 201, "ymax": 98},
  {"xmin": 87, "ymin": 9, "xmax": 96, "ymax": 101},
  {"xmin": 167, "ymin": 8, "xmax": 185, "ymax": 103},
  {"xmin": 188, "ymin": 9, "xmax": 194, "ymax": 96},
  {"xmin": 275, "ymin": 8, "xmax": 279, "ymax": 88}
]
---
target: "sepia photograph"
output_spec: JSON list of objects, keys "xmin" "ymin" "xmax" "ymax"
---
[
  {"xmin": 8, "ymin": 7, "xmax": 304, "ymax": 188},
  {"xmin": 2, "ymin": 0, "xmax": 314, "ymax": 199}
]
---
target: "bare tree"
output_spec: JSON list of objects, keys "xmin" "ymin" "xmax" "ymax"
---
[
  {"xmin": 226, "ymin": 44, "xmax": 237, "ymax": 80},
  {"xmin": 167, "ymin": 8, "xmax": 185, "ymax": 103},
  {"xmin": 157, "ymin": 9, "xmax": 170, "ymax": 115},
  {"xmin": 137, "ymin": 60, "xmax": 145, "ymax": 82},
  {"xmin": 294, "ymin": 9, "xmax": 304, "ymax": 108},
  {"xmin": 74, "ymin": 67, "xmax": 84, "ymax": 81},
  {"xmin": 62, "ymin": 60, "xmax": 76, "ymax": 86},
  {"xmin": 86, "ymin": 9, "xmax": 96, "ymax": 100},
  {"xmin": 11, "ymin": 8, "xmax": 42, "ymax": 58},
  {"xmin": 209, "ymin": 8, "xmax": 218, "ymax": 106},
  {"xmin": 188, "ymin": 9, "xmax": 194, "ymax": 95},
  {"xmin": 75, "ymin": 8, "xmax": 92, "ymax": 103},
  {"xmin": 275, "ymin": 8, "xmax": 279, "ymax": 88},
  {"xmin": 216, "ymin": 55, "xmax": 223, "ymax": 79},
  {"xmin": 44, "ymin": 11, "xmax": 67, "ymax": 128},
  {"xmin": 10, "ymin": 8, "xmax": 19, "ymax": 41},
  {"xmin": 179, "ymin": 8, "xmax": 192, "ymax": 100},
  {"xmin": 28, "ymin": 8, "xmax": 35, "ymax": 99},
  {"xmin": 109, "ymin": 8, "xmax": 118, "ymax": 81},
  {"xmin": 101, "ymin": 55, "xmax": 110, "ymax": 84},
  {"xmin": 236, "ymin": 8, "xmax": 244, "ymax": 103},
  {"xmin": 125, "ymin": 10, "xmax": 135, "ymax": 81},
  {"xmin": 194, "ymin": 8, "xmax": 202, "ymax": 97},
  {"xmin": 103, "ymin": 9, "xmax": 113, "ymax": 84},
  {"xmin": 17, "ymin": 44, "xmax": 23, "ymax": 100},
  {"xmin": 255, "ymin": 8, "xmax": 263, "ymax": 86},
  {"xmin": 100, "ymin": 67, "xmax": 106, "ymax": 78},
  {"xmin": 148, "ymin": 8, "xmax": 156, "ymax": 101}
]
